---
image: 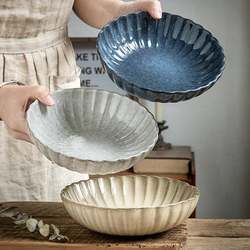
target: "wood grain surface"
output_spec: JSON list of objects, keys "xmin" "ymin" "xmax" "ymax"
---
[
  {"xmin": 187, "ymin": 219, "xmax": 250, "ymax": 250},
  {"xmin": 0, "ymin": 202, "xmax": 187, "ymax": 250},
  {"xmin": 1, "ymin": 202, "xmax": 250, "ymax": 250}
]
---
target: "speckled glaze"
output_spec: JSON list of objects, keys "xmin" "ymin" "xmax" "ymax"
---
[
  {"xmin": 97, "ymin": 12, "xmax": 225, "ymax": 103},
  {"xmin": 61, "ymin": 175, "xmax": 199, "ymax": 236},
  {"xmin": 26, "ymin": 88, "xmax": 158, "ymax": 175}
]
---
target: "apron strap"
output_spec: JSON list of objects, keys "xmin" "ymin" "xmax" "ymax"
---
[{"xmin": 0, "ymin": 26, "xmax": 67, "ymax": 54}]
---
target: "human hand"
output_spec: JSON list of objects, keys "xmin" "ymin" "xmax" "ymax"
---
[
  {"xmin": 0, "ymin": 85, "xmax": 54, "ymax": 143},
  {"xmin": 74, "ymin": 0, "xmax": 162, "ymax": 29},
  {"xmin": 121, "ymin": 0, "xmax": 162, "ymax": 19}
]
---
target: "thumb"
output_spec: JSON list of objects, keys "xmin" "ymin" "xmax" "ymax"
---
[
  {"xmin": 29, "ymin": 86, "xmax": 55, "ymax": 106},
  {"xmin": 129, "ymin": 0, "xmax": 162, "ymax": 19}
]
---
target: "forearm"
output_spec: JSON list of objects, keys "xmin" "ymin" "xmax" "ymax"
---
[
  {"xmin": 73, "ymin": 0, "xmax": 162, "ymax": 29},
  {"xmin": 73, "ymin": 0, "xmax": 123, "ymax": 29},
  {"xmin": 0, "ymin": 88, "xmax": 3, "ymax": 120}
]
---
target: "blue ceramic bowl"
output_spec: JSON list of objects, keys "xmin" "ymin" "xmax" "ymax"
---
[{"xmin": 97, "ymin": 12, "xmax": 225, "ymax": 102}]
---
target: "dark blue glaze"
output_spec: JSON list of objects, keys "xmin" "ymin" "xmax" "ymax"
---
[{"xmin": 97, "ymin": 12, "xmax": 225, "ymax": 103}]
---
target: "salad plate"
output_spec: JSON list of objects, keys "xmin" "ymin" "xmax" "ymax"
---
[
  {"xmin": 97, "ymin": 12, "xmax": 225, "ymax": 102},
  {"xmin": 61, "ymin": 175, "xmax": 199, "ymax": 236},
  {"xmin": 27, "ymin": 88, "xmax": 158, "ymax": 174}
]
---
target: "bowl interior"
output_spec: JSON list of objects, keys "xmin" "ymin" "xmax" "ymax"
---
[
  {"xmin": 27, "ymin": 88, "xmax": 157, "ymax": 162},
  {"xmin": 61, "ymin": 176, "xmax": 198, "ymax": 208},
  {"xmin": 98, "ymin": 12, "xmax": 224, "ymax": 93}
]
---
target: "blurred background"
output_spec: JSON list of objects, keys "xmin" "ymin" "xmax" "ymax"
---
[{"xmin": 68, "ymin": 0, "xmax": 250, "ymax": 218}]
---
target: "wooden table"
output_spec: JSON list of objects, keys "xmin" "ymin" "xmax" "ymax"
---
[{"xmin": 0, "ymin": 202, "xmax": 250, "ymax": 250}]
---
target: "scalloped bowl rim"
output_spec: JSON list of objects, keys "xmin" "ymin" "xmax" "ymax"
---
[
  {"xmin": 97, "ymin": 11, "xmax": 225, "ymax": 95},
  {"xmin": 61, "ymin": 175, "xmax": 200, "ymax": 210},
  {"xmin": 27, "ymin": 88, "xmax": 159, "ymax": 164}
]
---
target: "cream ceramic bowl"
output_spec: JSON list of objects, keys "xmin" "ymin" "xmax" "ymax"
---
[
  {"xmin": 27, "ymin": 88, "xmax": 158, "ymax": 175},
  {"xmin": 61, "ymin": 175, "xmax": 199, "ymax": 236}
]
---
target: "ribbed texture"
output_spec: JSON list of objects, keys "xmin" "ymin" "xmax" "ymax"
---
[
  {"xmin": 97, "ymin": 12, "xmax": 225, "ymax": 103},
  {"xmin": 61, "ymin": 176, "xmax": 199, "ymax": 236},
  {"xmin": 27, "ymin": 88, "xmax": 158, "ymax": 175},
  {"xmin": 0, "ymin": 0, "xmax": 78, "ymax": 86},
  {"xmin": 0, "ymin": 38, "xmax": 78, "ymax": 86}
]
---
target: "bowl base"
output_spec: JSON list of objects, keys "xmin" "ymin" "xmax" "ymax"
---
[
  {"xmin": 116, "ymin": 46, "xmax": 200, "ymax": 92},
  {"xmin": 56, "ymin": 133, "xmax": 125, "ymax": 161}
]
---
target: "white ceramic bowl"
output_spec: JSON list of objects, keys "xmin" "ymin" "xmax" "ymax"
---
[
  {"xmin": 27, "ymin": 88, "xmax": 158, "ymax": 174},
  {"xmin": 61, "ymin": 175, "xmax": 199, "ymax": 236}
]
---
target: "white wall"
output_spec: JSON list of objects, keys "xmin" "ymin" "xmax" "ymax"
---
[
  {"xmin": 69, "ymin": 0, "xmax": 250, "ymax": 218},
  {"xmin": 159, "ymin": 0, "xmax": 250, "ymax": 218},
  {"xmin": 68, "ymin": 11, "xmax": 99, "ymax": 38}
]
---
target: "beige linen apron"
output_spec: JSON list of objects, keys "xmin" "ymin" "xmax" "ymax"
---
[{"xmin": 0, "ymin": 0, "xmax": 88, "ymax": 201}]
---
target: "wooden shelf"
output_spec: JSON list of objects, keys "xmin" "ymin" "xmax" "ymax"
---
[{"xmin": 94, "ymin": 146, "xmax": 197, "ymax": 217}]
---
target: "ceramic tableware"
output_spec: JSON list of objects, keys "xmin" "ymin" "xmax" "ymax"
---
[
  {"xmin": 61, "ymin": 175, "xmax": 199, "ymax": 236},
  {"xmin": 97, "ymin": 12, "xmax": 225, "ymax": 102},
  {"xmin": 27, "ymin": 88, "xmax": 158, "ymax": 174}
]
